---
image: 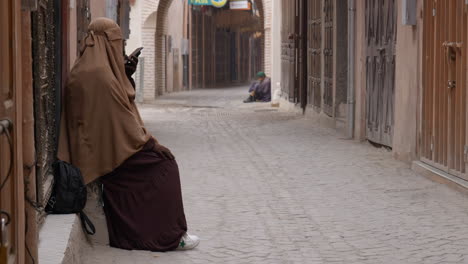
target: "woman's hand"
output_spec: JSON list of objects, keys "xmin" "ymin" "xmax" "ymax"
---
[
  {"xmin": 124, "ymin": 55, "xmax": 139, "ymax": 77},
  {"xmin": 153, "ymin": 143, "xmax": 175, "ymax": 160}
]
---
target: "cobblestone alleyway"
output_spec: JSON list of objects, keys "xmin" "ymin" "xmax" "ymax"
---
[{"xmin": 84, "ymin": 86, "xmax": 468, "ymax": 264}]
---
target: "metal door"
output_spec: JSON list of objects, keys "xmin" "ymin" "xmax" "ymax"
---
[
  {"xmin": 422, "ymin": 0, "xmax": 467, "ymax": 179},
  {"xmin": 365, "ymin": 0, "xmax": 396, "ymax": 147},
  {"xmin": 307, "ymin": 0, "xmax": 322, "ymax": 108},
  {"xmin": 281, "ymin": 0, "xmax": 297, "ymax": 102}
]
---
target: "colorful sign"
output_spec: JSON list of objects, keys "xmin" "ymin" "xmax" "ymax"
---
[
  {"xmin": 212, "ymin": 0, "xmax": 228, "ymax": 7},
  {"xmin": 188, "ymin": 0, "xmax": 228, "ymax": 8}
]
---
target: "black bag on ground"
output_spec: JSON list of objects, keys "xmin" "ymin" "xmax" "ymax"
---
[{"xmin": 45, "ymin": 160, "xmax": 96, "ymax": 235}]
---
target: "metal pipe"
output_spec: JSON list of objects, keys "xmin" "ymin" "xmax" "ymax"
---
[{"xmin": 347, "ymin": 0, "xmax": 356, "ymax": 139}]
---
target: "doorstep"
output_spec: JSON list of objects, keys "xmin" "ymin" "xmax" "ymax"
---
[
  {"xmin": 412, "ymin": 161, "xmax": 468, "ymax": 195},
  {"xmin": 38, "ymin": 214, "xmax": 86, "ymax": 264},
  {"xmin": 38, "ymin": 186, "xmax": 109, "ymax": 264}
]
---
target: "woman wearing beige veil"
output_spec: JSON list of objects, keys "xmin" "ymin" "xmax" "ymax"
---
[{"xmin": 58, "ymin": 18, "xmax": 199, "ymax": 252}]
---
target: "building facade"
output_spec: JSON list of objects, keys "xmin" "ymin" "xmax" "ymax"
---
[{"xmin": 273, "ymin": 0, "xmax": 468, "ymax": 182}]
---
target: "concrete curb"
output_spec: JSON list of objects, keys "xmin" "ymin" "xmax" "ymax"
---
[
  {"xmin": 412, "ymin": 161, "xmax": 468, "ymax": 196},
  {"xmin": 39, "ymin": 214, "xmax": 86, "ymax": 264}
]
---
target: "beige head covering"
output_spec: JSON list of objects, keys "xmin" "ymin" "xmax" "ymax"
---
[{"xmin": 58, "ymin": 18, "xmax": 151, "ymax": 184}]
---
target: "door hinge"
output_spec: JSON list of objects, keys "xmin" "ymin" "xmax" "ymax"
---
[
  {"xmin": 431, "ymin": 137, "xmax": 434, "ymax": 152},
  {"xmin": 433, "ymin": 8, "xmax": 436, "ymax": 17}
]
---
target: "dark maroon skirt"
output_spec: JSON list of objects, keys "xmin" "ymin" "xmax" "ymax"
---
[{"xmin": 100, "ymin": 139, "xmax": 187, "ymax": 252}]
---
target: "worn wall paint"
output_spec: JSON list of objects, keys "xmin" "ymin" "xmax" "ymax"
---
[
  {"xmin": 353, "ymin": 0, "xmax": 367, "ymax": 141},
  {"xmin": 165, "ymin": 0, "xmax": 185, "ymax": 93},
  {"xmin": 270, "ymin": 0, "xmax": 281, "ymax": 104},
  {"xmin": 126, "ymin": 0, "xmax": 143, "ymax": 53},
  {"xmin": 392, "ymin": 0, "xmax": 422, "ymax": 163},
  {"xmin": 90, "ymin": 0, "xmax": 106, "ymax": 19}
]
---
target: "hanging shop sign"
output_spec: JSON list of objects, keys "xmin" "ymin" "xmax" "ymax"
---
[
  {"xmin": 188, "ymin": 0, "xmax": 228, "ymax": 8},
  {"xmin": 230, "ymin": 0, "xmax": 251, "ymax": 10}
]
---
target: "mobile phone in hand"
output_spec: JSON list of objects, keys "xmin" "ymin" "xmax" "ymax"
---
[{"xmin": 130, "ymin": 47, "xmax": 144, "ymax": 58}]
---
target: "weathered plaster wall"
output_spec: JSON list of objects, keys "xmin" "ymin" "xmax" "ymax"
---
[
  {"xmin": 165, "ymin": 0, "xmax": 186, "ymax": 93},
  {"xmin": 353, "ymin": 0, "xmax": 367, "ymax": 142},
  {"xmin": 392, "ymin": 0, "xmax": 423, "ymax": 163},
  {"xmin": 126, "ymin": 0, "xmax": 143, "ymax": 53},
  {"xmin": 141, "ymin": 13, "xmax": 157, "ymax": 101},
  {"xmin": 127, "ymin": 0, "xmax": 159, "ymax": 102},
  {"xmin": 270, "ymin": 0, "xmax": 282, "ymax": 104},
  {"xmin": 90, "ymin": 1, "xmax": 106, "ymax": 20},
  {"xmin": 263, "ymin": 0, "xmax": 272, "ymax": 76}
]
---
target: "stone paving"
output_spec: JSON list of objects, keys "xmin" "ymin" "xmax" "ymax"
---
[{"xmin": 84, "ymin": 86, "xmax": 468, "ymax": 264}]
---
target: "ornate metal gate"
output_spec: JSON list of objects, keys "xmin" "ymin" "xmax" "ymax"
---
[
  {"xmin": 422, "ymin": 0, "xmax": 467, "ymax": 179},
  {"xmin": 32, "ymin": 0, "xmax": 61, "ymax": 211},
  {"xmin": 365, "ymin": 0, "xmax": 396, "ymax": 147}
]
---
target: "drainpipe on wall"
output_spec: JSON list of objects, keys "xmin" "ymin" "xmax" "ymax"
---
[{"xmin": 347, "ymin": 0, "xmax": 356, "ymax": 139}]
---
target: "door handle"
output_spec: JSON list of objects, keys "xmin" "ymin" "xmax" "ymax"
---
[
  {"xmin": 0, "ymin": 212, "xmax": 10, "ymax": 264},
  {"xmin": 443, "ymin": 42, "xmax": 461, "ymax": 90},
  {"xmin": 0, "ymin": 120, "xmax": 12, "ymax": 135},
  {"xmin": 443, "ymin": 42, "xmax": 463, "ymax": 49}
]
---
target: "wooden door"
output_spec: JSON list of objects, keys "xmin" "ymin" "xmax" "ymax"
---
[
  {"xmin": 365, "ymin": 0, "xmax": 397, "ymax": 147},
  {"xmin": 281, "ymin": 0, "xmax": 297, "ymax": 102},
  {"xmin": 240, "ymin": 35, "xmax": 250, "ymax": 83},
  {"xmin": 0, "ymin": 0, "xmax": 26, "ymax": 263},
  {"xmin": 190, "ymin": 9, "xmax": 202, "ymax": 89},
  {"xmin": 298, "ymin": 0, "xmax": 308, "ymax": 109},
  {"xmin": 307, "ymin": 0, "xmax": 322, "ymax": 109},
  {"xmin": 230, "ymin": 32, "xmax": 238, "ymax": 82},
  {"xmin": 323, "ymin": 0, "xmax": 334, "ymax": 116},
  {"xmin": 422, "ymin": 0, "xmax": 467, "ymax": 179},
  {"xmin": 215, "ymin": 30, "xmax": 228, "ymax": 84},
  {"xmin": 202, "ymin": 15, "xmax": 214, "ymax": 87}
]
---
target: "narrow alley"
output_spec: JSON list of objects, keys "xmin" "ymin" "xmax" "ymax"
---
[
  {"xmin": 4, "ymin": 1, "xmax": 468, "ymax": 264},
  {"xmin": 83, "ymin": 87, "xmax": 468, "ymax": 264}
]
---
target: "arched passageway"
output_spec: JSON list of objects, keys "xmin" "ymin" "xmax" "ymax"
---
[{"xmin": 153, "ymin": 0, "xmax": 271, "ymax": 97}]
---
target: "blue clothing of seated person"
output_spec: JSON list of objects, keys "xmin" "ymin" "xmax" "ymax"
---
[{"xmin": 244, "ymin": 71, "xmax": 271, "ymax": 103}]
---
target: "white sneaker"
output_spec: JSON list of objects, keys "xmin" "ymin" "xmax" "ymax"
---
[{"xmin": 177, "ymin": 233, "xmax": 200, "ymax": 250}]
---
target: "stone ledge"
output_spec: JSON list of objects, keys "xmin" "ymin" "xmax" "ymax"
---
[
  {"xmin": 38, "ymin": 214, "xmax": 86, "ymax": 264},
  {"xmin": 412, "ymin": 161, "xmax": 468, "ymax": 196}
]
